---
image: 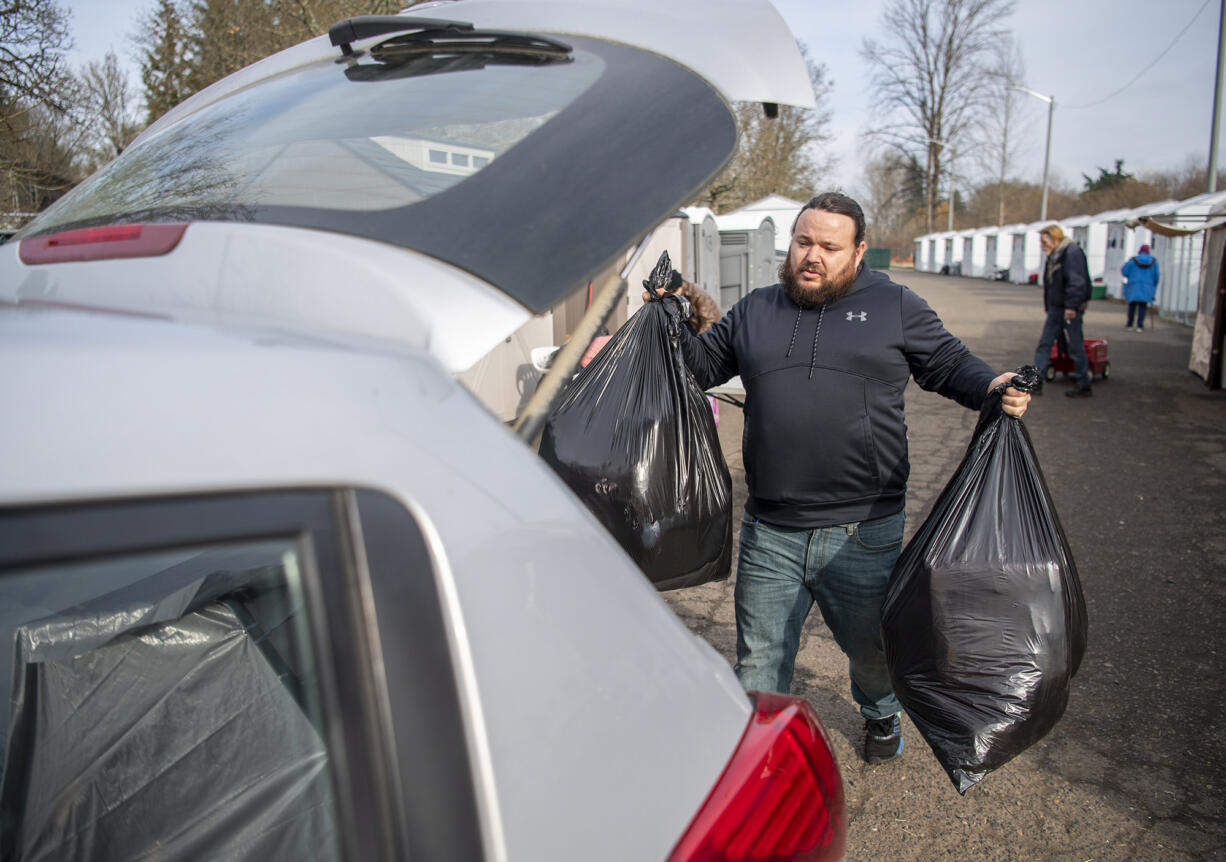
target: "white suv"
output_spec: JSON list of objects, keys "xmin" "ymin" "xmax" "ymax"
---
[{"xmin": 0, "ymin": 2, "xmax": 845, "ymax": 859}]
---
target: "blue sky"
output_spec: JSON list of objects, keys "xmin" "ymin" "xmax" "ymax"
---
[{"xmin": 65, "ymin": 0, "xmax": 1221, "ymax": 197}]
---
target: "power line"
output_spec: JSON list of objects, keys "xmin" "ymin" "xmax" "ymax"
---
[{"xmin": 1065, "ymin": 0, "xmax": 1212, "ymax": 110}]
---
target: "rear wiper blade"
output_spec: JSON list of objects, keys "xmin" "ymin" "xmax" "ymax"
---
[
  {"xmin": 370, "ymin": 29, "xmax": 573, "ymax": 64},
  {"xmin": 330, "ymin": 15, "xmax": 474, "ymax": 57}
]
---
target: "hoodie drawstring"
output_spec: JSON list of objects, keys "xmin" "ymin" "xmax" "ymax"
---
[
  {"xmin": 809, "ymin": 306, "xmax": 824, "ymax": 380},
  {"xmin": 784, "ymin": 306, "xmax": 825, "ymax": 378},
  {"xmin": 785, "ymin": 308, "xmax": 803, "ymax": 358}
]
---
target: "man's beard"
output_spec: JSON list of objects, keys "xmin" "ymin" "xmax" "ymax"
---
[{"xmin": 780, "ymin": 256, "xmax": 859, "ymax": 310}]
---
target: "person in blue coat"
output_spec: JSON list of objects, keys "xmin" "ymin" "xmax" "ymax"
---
[{"xmin": 1121, "ymin": 243, "xmax": 1159, "ymax": 332}]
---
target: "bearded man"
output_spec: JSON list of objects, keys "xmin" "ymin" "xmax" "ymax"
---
[{"xmin": 667, "ymin": 192, "xmax": 1030, "ymax": 764}]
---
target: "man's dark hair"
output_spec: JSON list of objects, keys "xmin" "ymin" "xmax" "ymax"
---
[{"xmin": 793, "ymin": 192, "xmax": 866, "ymax": 247}]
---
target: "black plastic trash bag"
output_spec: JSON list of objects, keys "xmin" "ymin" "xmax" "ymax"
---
[
  {"xmin": 540, "ymin": 252, "xmax": 732, "ymax": 590},
  {"xmin": 881, "ymin": 366, "xmax": 1087, "ymax": 793},
  {"xmin": 0, "ymin": 550, "xmax": 337, "ymax": 860}
]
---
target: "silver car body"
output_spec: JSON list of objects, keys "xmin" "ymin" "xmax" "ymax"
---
[{"xmin": 0, "ymin": 3, "xmax": 823, "ymax": 860}]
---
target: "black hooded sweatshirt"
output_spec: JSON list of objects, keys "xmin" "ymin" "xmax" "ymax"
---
[{"xmin": 677, "ymin": 264, "xmax": 994, "ymax": 528}]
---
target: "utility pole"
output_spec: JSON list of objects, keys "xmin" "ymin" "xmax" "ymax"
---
[
  {"xmin": 947, "ymin": 148, "xmax": 956, "ymax": 232},
  {"xmin": 1209, "ymin": 0, "xmax": 1226, "ymax": 192},
  {"xmin": 1010, "ymin": 86, "xmax": 1055, "ymax": 221}
]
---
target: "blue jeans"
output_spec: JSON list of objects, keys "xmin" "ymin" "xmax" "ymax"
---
[
  {"xmin": 1127, "ymin": 301, "xmax": 1148, "ymax": 329},
  {"xmin": 734, "ymin": 511, "xmax": 905, "ymax": 720},
  {"xmin": 1034, "ymin": 306, "xmax": 1091, "ymax": 387}
]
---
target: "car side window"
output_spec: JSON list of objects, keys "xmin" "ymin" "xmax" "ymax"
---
[{"xmin": 0, "ymin": 538, "xmax": 341, "ymax": 861}]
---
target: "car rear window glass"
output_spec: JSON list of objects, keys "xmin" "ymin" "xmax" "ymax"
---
[
  {"xmin": 29, "ymin": 47, "xmax": 604, "ymax": 230},
  {"xmin": 0, "ymin": 540, "xmax": 340, "ymax": 860},
  {"xmin": 18, "ymin": 36, "xmax": 735, "ymax": 314}
]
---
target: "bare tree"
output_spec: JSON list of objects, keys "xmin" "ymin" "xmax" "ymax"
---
[
  {"xmin": 701, "ymin": 49, "xmax": 835, "ymax": 213},
  {"xmin": 973, "ymin": 35, "xmax": 1029, "ymax": 225},
  {"xmin": 861, "ymin": 0, "xmax": 1015, "ymax": 233},
  {"xmin": 75, "ymin": 52, "xmax": 143, "ymax": 170},
  {"xmin": 861, "ymin": 150, "xmax": 925, "ymax": 251},
  {"xmin": 0, "ymin": 0, "xmax": 73, "ymax": 122},
  {"xmin": 1, "ymin": 0, "xmax": 75, "ymax": 218}
]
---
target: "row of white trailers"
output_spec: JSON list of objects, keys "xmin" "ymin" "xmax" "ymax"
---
[{"xmin": 913, "ymin": 190, "xmax": 1226, "ymax": 325}]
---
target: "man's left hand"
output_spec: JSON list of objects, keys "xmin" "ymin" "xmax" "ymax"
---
[{"xmin": 989, "ymin": 371, "xmax": 1031, "ymax": 418}]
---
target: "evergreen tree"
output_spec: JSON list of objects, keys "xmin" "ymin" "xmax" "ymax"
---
[
  {"xmin": 1082, "ymin": 159, "xmax": 1135, "ymax": 194},
  {"xmin": 139, "ymin": 0, "xmax": 194, "ymax": 123}
]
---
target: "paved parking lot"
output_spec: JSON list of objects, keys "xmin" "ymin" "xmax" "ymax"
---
[{"xmin": 663, "ymin": 270, "xmax": 1226, "ymax": 860}]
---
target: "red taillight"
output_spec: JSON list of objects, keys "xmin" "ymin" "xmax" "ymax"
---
[
  {"xmin": 19, "ymin": 223, "xmax": 187, "ymax": 264},
  {"xmin": 669, "ymin": 692, "xmax": 846, "ymax": 862}
]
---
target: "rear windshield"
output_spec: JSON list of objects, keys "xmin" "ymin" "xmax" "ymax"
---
[
  {"xmin": 29, "ymin": 49, "xmax": 603, "ymax": 227},
  {"xmin": 19, "ymin": 34, "xmax": 735, "ymax": 312}
]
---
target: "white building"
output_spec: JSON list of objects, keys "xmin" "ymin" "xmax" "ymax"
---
[
  {"xmin": 1147, "ymin": 190, "xmax": 1226, "ymax": 324},
  {"xmin": 1103, "ymin": 200, "xmax": 1177, "ymax": 297}
]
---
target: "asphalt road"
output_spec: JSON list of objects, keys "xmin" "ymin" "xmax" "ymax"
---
[{"xmin": 662, "ymin": 270, "xmax": 1226, "ymax": 861}]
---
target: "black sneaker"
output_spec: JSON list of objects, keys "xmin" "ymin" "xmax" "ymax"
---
[
  {"xmin": 864, "ymin": 714, "xmax": 903, "ymax": 764},
  {"xmin": 1065, "ymin": 386, "xmax": 1092, "ymax": 398}
]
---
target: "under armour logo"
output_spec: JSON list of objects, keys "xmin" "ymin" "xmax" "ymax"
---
[{"xmin": 846, "ymin": 311, "xmax": 868, "ymax": 322}]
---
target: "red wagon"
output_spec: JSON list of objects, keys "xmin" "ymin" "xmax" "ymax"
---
[{"xmin": 1047, "ymin": 334, "xmax": 1110, "ymax": 381}]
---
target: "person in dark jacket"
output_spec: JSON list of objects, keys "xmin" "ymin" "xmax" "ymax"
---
[
  {"xmin": 1121, "ymin": 243, "xmax": 1160, "ymax": 332},
  {"xmin": 657, "ymin": 192, "xmax": 1030, "ymax": 764},
  {"xmin": 1033, "ymin": 224, "xmax": 1093, "ymax": 397}
]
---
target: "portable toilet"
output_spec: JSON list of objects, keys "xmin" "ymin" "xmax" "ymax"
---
[
  {"xmin": 954, "ymin": 228, "xmax": 976, "ymax": 276},
  {"xmin": 982, "ymin": 230, "xmax": 998, "ymax": 277},
  {"xmin": 1148, "ymin": 190, "xmax": 1226, "ymax": 325},
  {"xmin": 987, "ymin": 223, "xmax": 1023, "ymax": 279},
  {"xmin": 1084, "ymin": 207, "xmax": 1132, "ymax": 293},
  {"xmin": 923, "ymin": 231, "xmax": 942, "ymax": 272},
  {"xmin": 1022, "ymin": 221, "xmax": 1049, "ymax": 282},
  {"xmin": 680, "ymin": 206, "xmax": 721, "ymax": 295},
  {"xmin": 964, "ymin": 226, "xmax": 996, "ymax": 277},
  {"xmin": 922, "ymin": 234, "xmax": 939, "ymax": 272},
  {"xmin": 1061, "ymin": 214, "xmax": 1093, "ymax": 251},
  {"xmin": 929, "ymin": 231, "xmax": 956, "ymax": 272},
  {"xmin": 713, "ymin": 211, "xmax": 777, "ymax": 311},
  {"xmin": 1059, "ymin": 214, "xmax": 1099, "ymax": 293},
  {"xmin": 1007, "ymin": 227, "xmax": 1027, "ymax": 283},
  {"xmin": 1008, "ymin": 221, "xmax": 1045, "ymax": 284},
  {"xmin": 726, "ymin": 194, "xmax": 805, "ymax": 267}
]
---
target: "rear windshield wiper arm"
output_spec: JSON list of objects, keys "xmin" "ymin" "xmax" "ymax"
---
[
  {"xmin": 330, "ymin": 15, "xmax": 572, "ymax": 63},
  {"xmin": 371, "ymin": 30, "xmax": 572, "ymax": 63},
  {"xmin": 329, "ymin": 15, "xmax": 475, "ymax": 57}
]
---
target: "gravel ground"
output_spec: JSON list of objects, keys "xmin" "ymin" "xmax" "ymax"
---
[{"xmin": 663, "ymin": 270, "xmax": 1226, "ymax": 861}]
